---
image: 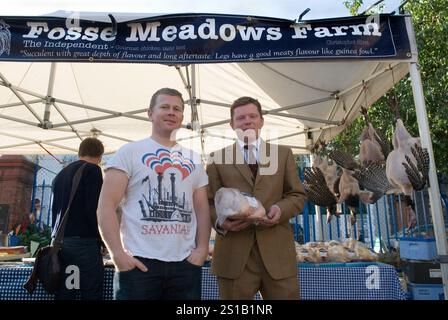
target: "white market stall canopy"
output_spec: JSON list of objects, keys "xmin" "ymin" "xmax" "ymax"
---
[{"xmin": 0, "ymin": 12, "xmax": 412, "ymax": 156}]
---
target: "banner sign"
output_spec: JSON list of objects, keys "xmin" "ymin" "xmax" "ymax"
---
[{"xmin": 0, "ymin": 13, "xmax": 411, "ymax": 63}]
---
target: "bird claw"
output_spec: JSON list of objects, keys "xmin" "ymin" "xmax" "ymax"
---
[
  {"xmin": 350, "ymin": 213, "xmax": 357, "ymax": 225},
  {"xmin": 405, "ymin": 206, "xmax": 417, "ymax": 229},
  {"xmin": 326, "ymin": 212, "xmax": 332, "ymax": 224}
]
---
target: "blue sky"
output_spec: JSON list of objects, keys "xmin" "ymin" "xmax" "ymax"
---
[{"xmin": 0, "ymin": 0, "xmax": 401, "ymax": 19}]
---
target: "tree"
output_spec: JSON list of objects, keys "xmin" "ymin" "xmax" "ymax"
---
[{"xmin": 333, "ymin": 0, "xmax": 448, "ymax": 177}]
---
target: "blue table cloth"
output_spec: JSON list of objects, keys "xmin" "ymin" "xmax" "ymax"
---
[{"xmin": 0, "ymin": 262, "xmax": 406, "ymax": 300}]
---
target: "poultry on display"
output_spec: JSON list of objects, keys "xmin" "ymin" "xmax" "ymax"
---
[
  {"xmin": 385, "ymin": 96, "xmax": 430, "ymax": 228},
  {"xmin": 303, "ymin": 166, "xmax": 339, "ymax": 223}
]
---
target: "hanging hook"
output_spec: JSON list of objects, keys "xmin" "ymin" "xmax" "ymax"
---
[
  {"xmin": 108, "ymin": 14, "xmax": 118, "ymax": 37},
  {"xmin": 362, "ymin": 80, "xmax": 369, "ymax": 112},
  {"xmin": 296, "ymin": 8, "xmax": 311, "ymax": 23},
  {"xmin": 387, "ymin": 64, "xmax": 401, "ymax": 119}
]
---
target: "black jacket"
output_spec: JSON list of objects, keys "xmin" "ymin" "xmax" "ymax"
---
[{"xmin": 51, "ymin": 160, "xmax": 103, "ymax": 238}]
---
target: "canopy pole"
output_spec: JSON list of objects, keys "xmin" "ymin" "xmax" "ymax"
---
[
  {"xmin": 200, "ymin": 119, "xmax": 230, "ymax": 129},
  {"xmin": 47, "ymin": 64, "xmax": 83, "ymax": 140},
  {"xmin": 405, "ymin": 15, "xmax": 448, "ymax": 300},
  {"xmin": 309, "ymin": 154, "xmax": 323, "ymax": 241},
  {"xmin": 0, "ymin": 131, "xmax": 89, "ymax": 150},
  {"xmin": 0, "ymin": 79, "xmax": 46, "ymax": 99},
  {"xmin": 266, "ymin": 125, "xmax": 340, "ymax": 143},
  {"xmin": 315, "ymin": 62, "xmax": 385, "ymax": 143},
  {"xmin": 200, "ymin": 96, "xmax": 335, "ymax": 112},
  {"xmin": 267, "ymin": 111, "xmax": 341, "ymax": 125},
  {"xmin": 315, "ymin": 98, "xmax": 340, "ymax": 143},
  {"xmin": 43, "ymin": 62, "xmax": 57, "ymax": 129},
  {"xmin": 190, "ymin": 64, "xmax": 199, "ymax": 127},
  {"xmin": 52, "ymin": 98, "xmax": 149, "ymax": 121},
  {"xmin": 190, "ymin": 64, "xmax": 206, "ymax": 160},
  {"xmin": 0, "ymin": 72, "xmax": 44, "ymax": 125},
  {"xmin": 198, "ymin": 99, "xmax": 341, "ymax": 130},
  {"xmin": 52, "ymin": 102, "xmax": 83, "ymax": 140},
  {"xmin": 0, "ymin": 113, "xmax": 39, "ymax": 126},
  {"xmin": 0, "ymin": 99, "xmax": 42, "ymax": 109}
]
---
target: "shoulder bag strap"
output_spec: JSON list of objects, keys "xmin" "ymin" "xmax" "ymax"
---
[{"xmin": 52, "ymin": 162, "xmax": 87, "ymax": 246}]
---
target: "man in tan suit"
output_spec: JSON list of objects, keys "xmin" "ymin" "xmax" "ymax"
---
[{"xmin": 206, "ymin": 96, "xmax": 306, "ymax": 300}]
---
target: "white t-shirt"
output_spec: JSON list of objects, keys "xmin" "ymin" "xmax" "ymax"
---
[{"xmin": 105, "ymin": 137, "xmax": 208, "ymax": 261}]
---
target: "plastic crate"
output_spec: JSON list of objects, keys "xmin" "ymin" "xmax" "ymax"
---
[
  {"xmin": 399, "ymin": 237, "xmax": 436, "ymax": 260},
  {"xmin": 7, "ymin": 234, "xmax": 20, "ymax": 247},
  {"xmin": 407, "ymin": 282, "xmax": 445, "ymax": 300},
  {"xmin": 401, "ymin": 259, "xmax": 442, "ymax": 284}
]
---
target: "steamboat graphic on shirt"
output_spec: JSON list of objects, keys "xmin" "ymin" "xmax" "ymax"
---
[{"xmin": 138, "ymin": 148, "xmax": 195, "ymax": 223}]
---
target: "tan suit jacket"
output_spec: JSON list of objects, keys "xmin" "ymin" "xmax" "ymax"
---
[{"xmin": 206, "ymin": 141, "xmax": 306, "ymax": 280}]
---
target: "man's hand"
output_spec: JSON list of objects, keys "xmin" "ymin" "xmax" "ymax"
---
[
  {"xmin": 112, "ymin": 251, "xmax": 148, "ymax": 272},
  {"xmin": 220, "ymin": 217, "xmax": 253, "ymax": 232},
  {"xmin": 187, "ymin": 246, "xmax": 209, "ymax": 267},
  {"xmin": 258, "ymin": 205, "xmax": 281, "ymax": 227}
]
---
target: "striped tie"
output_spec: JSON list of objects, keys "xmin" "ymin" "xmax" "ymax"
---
[{"xmin": 244, "ymin": 144, "xmax": 258, "ymax": 181}]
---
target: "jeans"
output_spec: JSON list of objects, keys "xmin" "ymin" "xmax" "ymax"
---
[
  {"xmin": 55, "ymin": 237, "xmax": 104, "ymax": 300},
  {"xmin": 114, "ymin": 257, "xmax": 202, "ymax": 300}
]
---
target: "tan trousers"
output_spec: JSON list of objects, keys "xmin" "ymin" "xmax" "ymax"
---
[{"xmin": 218, "ymin": 244, "xmax": 300, "ymax": 300}]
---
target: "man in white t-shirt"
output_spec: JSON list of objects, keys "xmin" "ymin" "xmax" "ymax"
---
[{"xmin": 97, "ymin": 88, "xmax": 211, "ymax": 300}]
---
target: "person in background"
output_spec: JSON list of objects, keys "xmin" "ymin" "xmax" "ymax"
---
[
  {"xmin": 51, "ymin": 137, "xmax": 105, "ymax": 300},
  {"xmin": 29, "ymin": 198, "xmax": 40, "ymax": 225}
]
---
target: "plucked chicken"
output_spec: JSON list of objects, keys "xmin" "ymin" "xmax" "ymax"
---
[{"xmin": 214, "ymin": 187, "xmax": 266, "ymax": 227}]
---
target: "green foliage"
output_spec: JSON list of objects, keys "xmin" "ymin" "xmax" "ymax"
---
[
  {"xmin": 343, "ymin": 0, "xmax": 384, "ymax": 15},
  {"xmin": 18, "ymin": 223, "xmax": 52, "ymax": 253},
  {"xmin": 344, "ymin": 0, "xmax": 363, "ymax": 15},
  {"xmin": 337, "ymin": 0, "xmax": 448, "ymax": 176}
]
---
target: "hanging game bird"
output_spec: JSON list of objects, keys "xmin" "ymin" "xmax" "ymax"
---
[
  {"xmin": 385, "ymin": 118, "xmax": 430, "ymax": 228},
  {"xmin": 338, "ymin": 168, "xmax": 361, "ymax": 225},
  {"xmin": 312, "ymin": 155, "xmax": 340, "ymax": 196},
  {"xmin": 359, "ymin": 107, "xmax": 389, "ymax": 166},
  {"xmin": 384, "ymin": 96, "xmax": 430, "ymax": 228},
  {"xmin": 329, "ymin": 105, "xmax": 392, "ymax": 206},
  {"xmin": 303, "ymin": 166, "xmax": 339, "ymax": 224}
]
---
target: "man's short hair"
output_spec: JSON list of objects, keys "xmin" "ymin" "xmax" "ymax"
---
[
  {"xmin": 149, "ymin": 88, "xmax": 184, "ymax": 110},
  {"xmin": 230, "ymin": 96, "xmax": 263, "ymax": 120},
  {"xmin": 78, "ymin": 137, "xmax": 104, "ymax": 158}
]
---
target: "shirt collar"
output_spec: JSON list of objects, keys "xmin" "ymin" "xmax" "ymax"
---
[{"xmin": 237, "ymin": 137, "xmax": 261, "ymax": 152}]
